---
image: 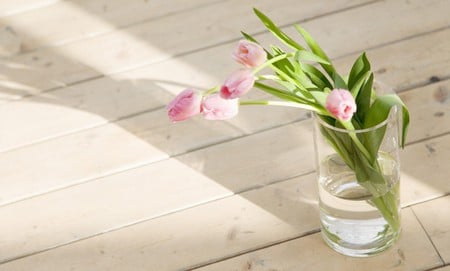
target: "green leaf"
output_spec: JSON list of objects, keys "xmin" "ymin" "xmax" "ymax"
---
[
  {"xmin": 348, "ymin": 52, "xmax": 371, "ymax": 91},
  {"xmin": 294, "ymin": 25, "xmax": 335, "ymax": 77},
  {"xmin": 266, "ymin": 46, "xmax": 295, "ymax": 77},
  {"xmin": 355, "ymin": 73, "xmax": 373, "ymax": 123},
  {"xmin": 332, "ymin": 72, "xmax": 348, "ymax": 89},
  {"xmin": 364, "ymin": 94, "xmax": 410, "ymax": 148},
  {"xmin": 301, "ymin": 64, "xmax": 333, "ymax": 89},
  {"xmin": 241, "ymin": 31, "xmax": 259, "ymax": 44},
  {"xmin": 295, "ymin": 50, "xmax": 330, "ymax": 65},
  {"xmin": 287, "ymin": 56, "xmax": 317, "ymax": 89},
  {"xmin": 363, "ymin": 125, "xmax": 386, "ymax": 163},
  {"xmin": 271, "ymin": 77, "xmax": 314, "ymax": 101},
  {"xmin": 309, "ymin": 90, "xmax": 328, "ymax": 109},
  {"xmin": 253, "ymin": 8, "xmax": 305, "ymax": 51},
  {"xmin": 254, "ymin": 81, "xmax": 309, "ymax": 103},
  {"xmin": 350, "ymin": 70, "xmax": 371, "ymax": 97},
  {"xmin": 353, "ymin": 148, "xmax": 390, "ymax": 196}
]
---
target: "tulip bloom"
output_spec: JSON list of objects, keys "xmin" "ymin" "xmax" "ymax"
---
[
  {"xmin": 220, "ymin": 69, "xmax": 255, "ymax": 99},
  {"xmin": 232, "ymin": 40, "xmax": 267, "ymax": 68},
  {"xmin": 201, "ymin": 94, "xmax": 239, "ymax": 120},
  {"xmin": 325, "ymin": 89, "xmax": 357, "ymax": 121},
  {"xmin": 166, "ymin": 89, "xmax": 202, "ymax": 122}
]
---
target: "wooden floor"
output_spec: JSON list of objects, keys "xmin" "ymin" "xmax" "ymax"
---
[{"xmin": 0, "ymin": 0, "xmax": 449, "ymax": 270}]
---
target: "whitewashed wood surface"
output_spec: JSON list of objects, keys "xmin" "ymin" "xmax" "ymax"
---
[{"xmin": 0, "ymin": 0, "xmax": 449, "ymax": 270}]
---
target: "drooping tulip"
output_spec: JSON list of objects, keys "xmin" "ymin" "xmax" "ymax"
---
[
  {"xmin": 232, "ymin": 40, "xmax": 267, "ymax": 68},
  {"xmin": 166, "ymin": 89, "xmax": 202, "ymax": 122},
  {"xmin": 201, "ymin": 94, "xmax": 239, "ymax": 120},
  {"xmin": 220, "ymin": 69, "xmax": 255, "ymax": 99}
]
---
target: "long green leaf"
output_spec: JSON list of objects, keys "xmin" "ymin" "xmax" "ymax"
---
[
  {"xmin": 350, "ymin": 70, "xmax": 371, "ymax": 97},
  {"xmin": 294, "ymin": 25, "xmax": 335, "ymax": 77},
  {"xmin": 295, "ymin": 50, "xmax": 330, "ymax": 65},
  {"xmin": 241, "ymin": 31, "xmax": 259, "ymax": 44},
  {"xmin": 254, "ymin": 81, "xmax": 308, "ymax": 103},
  {"xmin": 302, "ymin": 63, "xmax": 333, "ymax": 89},
  {"xmin": 253, "ymin": 8, "xmax": 305, "ymax": 51},
  {"xmin": 364, "ymin": 94, "xmax": 410, "ymax": 148},
  {"xmin": 267, "ymin": 46, "xmax": 296, "ymax": 78}
]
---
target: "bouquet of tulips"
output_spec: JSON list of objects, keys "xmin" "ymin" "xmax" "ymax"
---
[{"xmin": 167, "ymin": 9, "xmax": 409, "ymax": 232}]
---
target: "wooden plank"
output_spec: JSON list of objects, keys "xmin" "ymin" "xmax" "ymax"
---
[
  {"xmin": 0, "ymin": 158, "xmax": 233, "ymax": 263},
  {"xmin": 334, "ymin": 26, "xmax": 450, "ymax": 91},
  {"xmin": 400, "ymin": 80, "xmax": 450, "ymax": 143},
  {"xmin": 4, "ymin": 0, "xmax": 449, "ymax": 101},
  {"xmin": 400, "ymin": 134, "xmax": 450, "ymax": 206},
  {"xmin": 0, "ymin": 200, "xmax": 441, "ymax": 270},
  {"xmin": 0, "ymin": 0, "xmax": 222, "ymax": 56},
  {"xmin": 0, "ymin": 75, "xmax": 177, "ymax": 152},
  {"xmin": 0, "ymin": 109, "xmax": 241, "ymax": 206},
  {"xmin": 193, "ymin": 209, "xmax": 442, "ymax": 271},
  {"xmin": 0, "ymin": 174, "xmax": 320, "ymax": 270},
  {"xmin": 413, "ymin": 196, "xmax": 450, "ymax": 264},
  {"xmin": 0, "ymin": 0, "xmax": 59, "ymax": 17},
  {"xmin": 176, "ymin": 121, "xmax": 315, "ymax": 192},
  {"xmin": 0, "ymin": 73, "xmax": 306, "ymax": 152}
]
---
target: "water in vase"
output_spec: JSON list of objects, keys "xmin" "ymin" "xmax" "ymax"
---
[{"xmin": 318, "ymin": 153, "xmax": 400, "ymax": 257}]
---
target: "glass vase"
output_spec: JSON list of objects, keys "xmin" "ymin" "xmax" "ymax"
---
[{"xmin": 313, "ymin": 101, "xmax": 401, "ymax": 257}]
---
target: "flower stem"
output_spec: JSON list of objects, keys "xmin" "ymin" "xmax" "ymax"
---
[
  {"xmin": 339, "ymin": 120, "xmax": 372, "ymax": 160},
  {"xmin": 239, "ymin": 99, "xmax": 325, "ymax": 113},
  {"xmin": 203, "ymin": 85, "xmax": 220, "ymax": 96}
]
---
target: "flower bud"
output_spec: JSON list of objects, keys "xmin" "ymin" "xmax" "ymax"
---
[
  {"xmin": 232, "ymin": 40, "xmax": 267, "ymax": 68},
  {"xmin": 166, "ymin": 89, "xmax": 202, "ymax": 122},
  {"xmin": 220, "ymin": 69, "xmax": 255, "ymax": 99},
  {"xmin": 325, "ymin": 89, "xmax": 357, "ymax": 121},
  {"xmin": 201, "ymin": 94, "xmax": 239, "ymax": 120}
]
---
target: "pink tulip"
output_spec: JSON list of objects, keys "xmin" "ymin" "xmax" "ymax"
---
[
  {"xmin": 166, "ymin": 89, "xmax": 202, "ymax": 122},
  {"xmin": 201, "ymin": 94, "xmax": 239, "ymax": 120},
  {"xmin": 220, "ymin": 69, "xmax": 255, "ymax": 99},
  {"xmin": 325, "ymin": 89, "xmax": 357, "ymax": 121},
  {"xmin": 232, "ymin": 40, "xmax": 267, "ymax": 68}
]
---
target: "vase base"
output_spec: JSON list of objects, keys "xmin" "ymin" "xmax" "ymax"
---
[{"xmin": 321, "ymin": 226, "xmax": 400, "ymax": 257}]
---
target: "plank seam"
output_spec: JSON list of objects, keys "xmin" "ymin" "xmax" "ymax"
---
[
  {"xmin": 425, "ymin": 263, "xmax": 450, "ymax": 271},
  {"xmin": 403, "ymin": 192, "xmax": 450, "ymax": 209},
  {"xmin": 411, "ymin": 208, "xmax": 446, "ymax": 266},
  {"xmin": 186, "ymin": 228, "xmax": 322, "ymax": 271}
]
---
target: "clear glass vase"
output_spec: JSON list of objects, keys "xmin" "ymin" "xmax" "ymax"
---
[{"xmin": 313, "ymin": 101, "xmax": 401, "ymax": 257}]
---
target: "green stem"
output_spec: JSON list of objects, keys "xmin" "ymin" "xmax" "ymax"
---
[
  {"xmin": 239, "ymin": 99, "xmax": 326, "ymax": 113},
  {"xmin": 339, "ymin": 120, "xmax": 372, "ymax": 160},
  {"xmin": 202, "ymin": 85, "xmax": 220, "ymax": 96}
]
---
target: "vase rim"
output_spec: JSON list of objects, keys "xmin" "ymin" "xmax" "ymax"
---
[{"xmin": 313, "ymin": 106, "xmax": 398, "ymax": 133}]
